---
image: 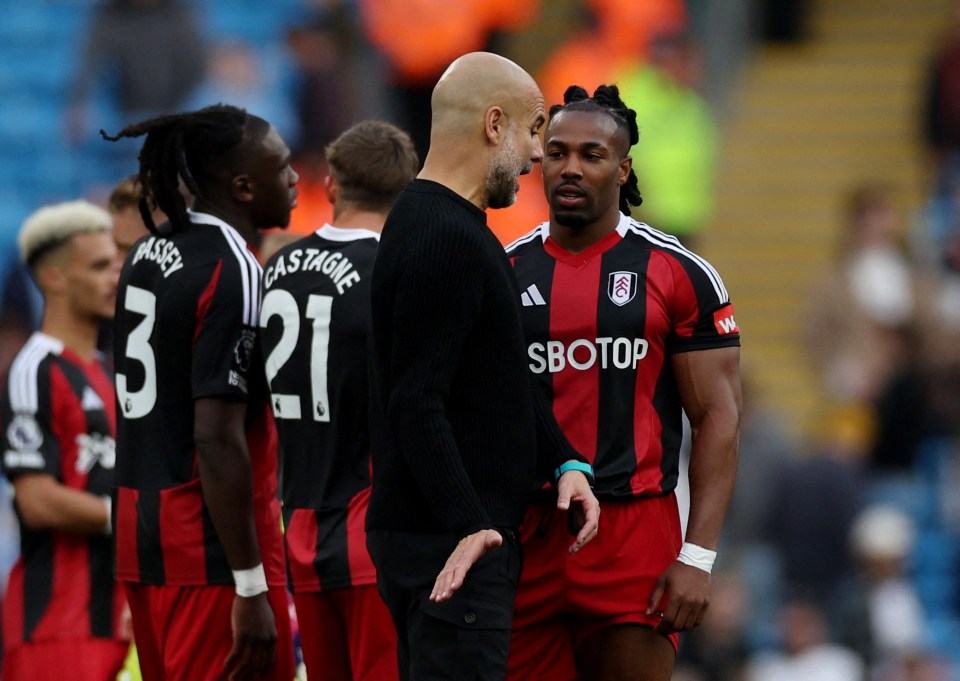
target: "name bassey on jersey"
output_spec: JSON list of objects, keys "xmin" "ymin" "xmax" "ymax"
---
[
  {"xmin": 130, "ymin": 236, "xmax": 184, "ymax": 278},
  {"xmin": 263, "ymin": 247, "xmax": 362, "ymax": 294}
]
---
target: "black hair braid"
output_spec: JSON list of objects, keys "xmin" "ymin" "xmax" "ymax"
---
[
  {"xmin": 550, "ymin": 84, "xmax": 644, "ymax": 214},
  {"xmin": 101, "ymin": 104, "xmax": 250, "ymax": 234}
]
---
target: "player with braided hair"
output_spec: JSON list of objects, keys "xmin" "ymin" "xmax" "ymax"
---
[
  {"xmin": 106, "ymin": 104, "xmax": 299, "ymax": 681},
  {"xmin": 546, "ymin": 84, "xmax": 643, "ymax": 216},
  {"xmin": 505, "ymin": 84, "xmax": 742, "ymax": 681}
]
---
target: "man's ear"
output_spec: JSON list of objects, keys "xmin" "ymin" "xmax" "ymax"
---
[
  {"xmin": 232, "ymin": 174, "xmax": 254, "ymax": 203},
  {"xmin": 483, "ymin": 106, "xmax": 506, "ymax": 145},
  {"xmin": 618, "ymin": 156, "xmax": 633, "ymax": 186},
  {"xmin": 323, "ymin": 174, "xmax": 339, "ymax": 205},
  {"xmin": 36, "ymin": 261, "xmax": 66, "ymax": 295}
]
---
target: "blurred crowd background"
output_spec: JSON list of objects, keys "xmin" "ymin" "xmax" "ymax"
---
[{"xmin": 2, "ymin": 0, "xmax": 960, "ymax": 679}]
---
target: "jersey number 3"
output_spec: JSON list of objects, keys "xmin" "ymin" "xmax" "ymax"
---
[
  {"xmin": 260, "ymin": 290, "xmax": 332, "ymax": 422},
  {"xmin": 116, "ymin": 285, "xmax": 158, "ymax": 419}
]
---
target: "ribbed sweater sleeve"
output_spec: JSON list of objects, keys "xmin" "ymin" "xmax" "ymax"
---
[{"xmin": 381, "ymin": 198, "xmax": 492, "ymax": 533}]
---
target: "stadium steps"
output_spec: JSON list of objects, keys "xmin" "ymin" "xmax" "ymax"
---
[{"xmin": 700, "ymin": 0, "xmax": 955, "ymax": 438}]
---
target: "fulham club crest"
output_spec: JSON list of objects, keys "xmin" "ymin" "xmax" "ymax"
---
[{"xmin": 608, "ymin": 271, "xmax": 637, "ymax": 306}]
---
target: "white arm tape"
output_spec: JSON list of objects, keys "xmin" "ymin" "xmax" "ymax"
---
[
  {"xmin": 232, "ymin": 564, "xmax": 268, "ymax": 597},
  {"xmin": 677, "ymin": 542, "xmax": 717, "ymax": 574}
]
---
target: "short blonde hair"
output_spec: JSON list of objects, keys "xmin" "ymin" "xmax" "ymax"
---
[{"xmin": 18, "ymin": 200, "xmax": 112, "ymax": 267}]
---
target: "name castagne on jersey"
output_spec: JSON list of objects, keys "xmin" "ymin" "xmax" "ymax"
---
[{"xmin": 263, "ymin": 247, "xmax": 361, "ymax": 293}]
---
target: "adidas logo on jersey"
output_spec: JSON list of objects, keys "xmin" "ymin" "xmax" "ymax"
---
[
  {"xmin": 521, "ymin": 284, "xmax": 546, "ymax": 307},
  {"xmin": 81, "ymin": 386, "xmax": 104, "ymax": 411}
]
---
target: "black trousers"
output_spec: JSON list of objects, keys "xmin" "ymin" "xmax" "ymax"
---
[{"xmin": 367, "ymin": 529, "xmax": 522, "ymax": 681}]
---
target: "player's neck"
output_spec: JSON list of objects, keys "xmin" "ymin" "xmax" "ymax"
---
[
  {"xmin": 549, "ymin": 216, "xmax": 619, "ymax": 254},
  {"xmin": 332, "ymin": 206, "xmax": 389, "ymax": 234},
  {"xmin": 191, "ymin": 201, "xmax": 257, "ymax": 246},
  {"xmin": 40, "ymin": 308, "xmax": 99, "ymax": 363}
]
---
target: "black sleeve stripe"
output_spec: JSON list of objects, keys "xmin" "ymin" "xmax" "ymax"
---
[
  {"xmin": 504, "ymin": 222, "xmax": 549, "ymax": 254},
  {"xmin": 623, "ymin": 219, "xmax": 730, "ymax": 304}
]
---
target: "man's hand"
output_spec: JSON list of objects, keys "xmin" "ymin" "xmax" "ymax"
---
[
  {"xmin": 556, "ymin": 470, "xmax": 600, "ymax": 554},
  {"xmin": 430, "ymin": 529, "xmax": 503, "ymax": 603},
  {"xmin": 225, "ymin": 592, "xmax": 277, "ymax": 681},
  {"xmin": 646, "ymin": 561, "xmax": 711, "ymax": 634}
]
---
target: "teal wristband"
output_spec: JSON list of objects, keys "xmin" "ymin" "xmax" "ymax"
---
[{"xmin": 554, "ymin": 461, "xmax": 595, "ymax": 487}]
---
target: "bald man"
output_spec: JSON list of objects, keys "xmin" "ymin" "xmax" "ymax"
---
[{"xmin": 366, "ymin": 52, "xmax": 600, "ymax": 681}]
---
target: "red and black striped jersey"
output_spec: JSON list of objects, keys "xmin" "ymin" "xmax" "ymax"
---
[
  {"xmin": 506, "ymin": 215, "xmax": 741, "ymax": 498},
  {"xmin": 113, "ymin": 211, "xmax": 285, "ymax": 587},
  {"xmin": 0, "ymin": 332, "xmax": 125, "ymax": 647},
  {"xmin": 260, "ymin": 225, "xmax": 379, "ymax": 592}
]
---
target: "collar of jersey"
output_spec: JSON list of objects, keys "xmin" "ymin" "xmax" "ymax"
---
[
  {"xmin": 186, "ymin": 209, "xmax": 244, "ymax": 240},
  {"xmin": 316, "ymin": 224, "xmax": 381, "ymax": 242},
  {"xmin": 544, "ymin": 226, "xmax": 622, "ymax": 268}
]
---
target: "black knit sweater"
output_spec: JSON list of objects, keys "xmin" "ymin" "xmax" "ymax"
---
[{"xmin": 367, "ymin": 180, "xmax": 578, "ymax": 535}]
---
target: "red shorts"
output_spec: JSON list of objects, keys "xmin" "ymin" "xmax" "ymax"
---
[
  {"xmin": 293, "ymin": 586, "xmax": 398, "ymax": 681},
  {"xmin": 507, "ymin": 494, "xmax": 682, "ymax": 681},
  {"xmin": 2, "ymin": 638, "xmax": 129, "ymax": 681},
  {"xmin": 125, "ymin": 583, "xmax": 294, "ymax": 681}
]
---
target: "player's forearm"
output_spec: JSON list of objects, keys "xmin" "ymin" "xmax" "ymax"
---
[
  {"xmin": 197, "ymin": 440, "xmax": 263, "ymax": 569},
  {"xmin": 683, "ymin": 417, "xmax": 739, "ymax": 550},
  {"xmin": 195, "ymin": 400, "xmax": 262, "ymax": 570},
  {"xmin": 13, "ymin": 475, "xmax": 109, "ymax": 535}
]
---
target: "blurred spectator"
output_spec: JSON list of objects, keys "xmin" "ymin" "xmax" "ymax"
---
[
  {"xmin": 806, "ymin": 183, "xmax": 952, "ymax": 480},
  {"xmin": 721, "ymin": 375, "xmax": 798, "ymax": 647},
  {"xmin": 616, "ymin": 29, "xmax": 719, "ymax": 250},
  {"xmin": 763, "ymin": 406, "xmax": 868, "ymax": 606},
  {"xmin": 536, "ymin": 0, "xmax": 686, "ymax": 110},
  {"xmin": 745, "ymin": 599, "xmax": 864, "ymax": 681},
  {"xmin": 921, "ymin": 2, "xmax": 960, "ymax": 271},
  {"xmin": 674, "ymin": 571, "xmax": 751, "ymax": 681},
  {"xmin": 835, "ymin": 505, "xmax": 927, "ymax": 674},
  {"xmin": 873, "ymin": 652, "xmax": 953, "ymax": 681},
  {"xmin": 185, "ymin": 41, "xmax": 297, "ymax": 147},
  {"xmin": 65, "ymin": 0, "xmax": 208, "ymax": 197},
  {"xmin": 807, "ymin": 183, "xmax": 917, "ymax": 407},
  {"xmin": 66, "ymin": 0, "xmax": 207, "ymax": 143},
  {"xmin": 284, "ymin": 2, "xmax": 388, "ymax": 236},
  {"xmin": 286, "ymin": 3, "xmax": 370, "ymax": 157},
  {"xmin": 0, "ymin": 262, "xmax": 41, "ymax": 337},
  {"xmin": 723, "ymin": 376, "xmax": 798, "ymax": 555},
  {"xmin": 358, "ymin": 0, "xmax": 541, "ymax": 158}
]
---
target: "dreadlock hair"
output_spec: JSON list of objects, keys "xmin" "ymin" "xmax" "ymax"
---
[
  {"xmin": 100, "ymin": 104, "xmax": 270, "ymax": 235},
  {"xmin": 549, "ymin": 84, "xmax": 643, "ymax": 215}
]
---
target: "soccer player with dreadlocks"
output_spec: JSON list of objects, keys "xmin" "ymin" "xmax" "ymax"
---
[
  {"xmin": 505, "ymin": 84, "xmax": 742, "ymax": 681},
  {"xmin": 104, "ymin": 104, "xmax": 299, "ymax": 681}
]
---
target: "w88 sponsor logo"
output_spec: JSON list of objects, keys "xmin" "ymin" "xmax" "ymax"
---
[{"xmin": 528, "ymin": 337, "xmax": 649, "ymax": 374}]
